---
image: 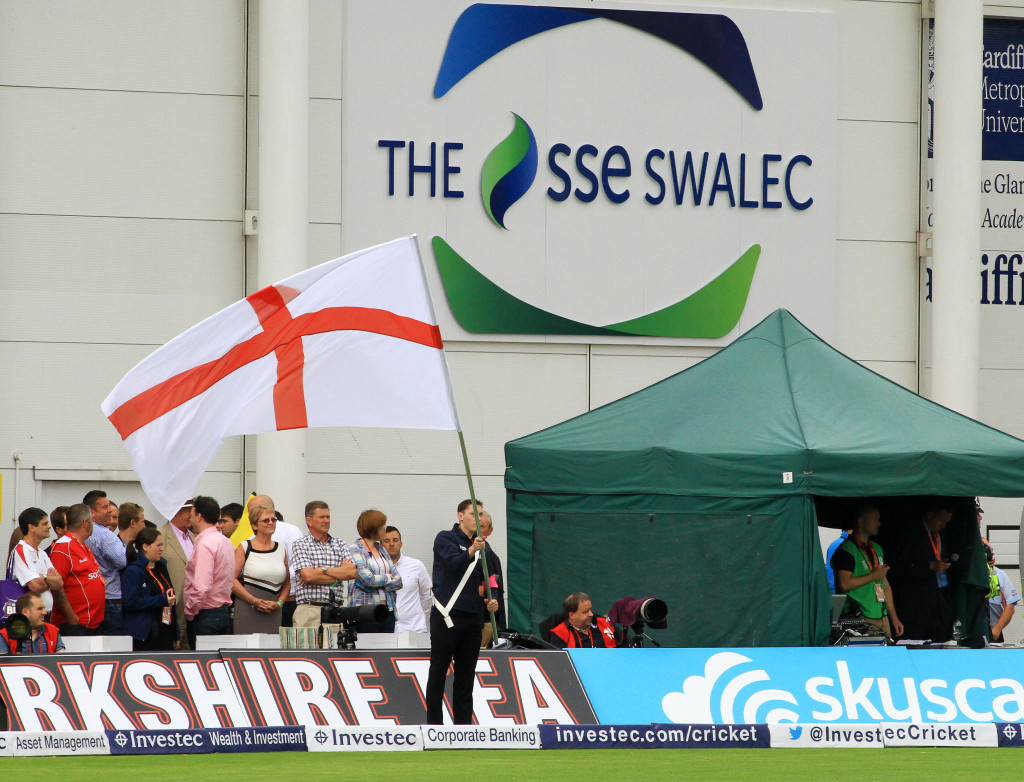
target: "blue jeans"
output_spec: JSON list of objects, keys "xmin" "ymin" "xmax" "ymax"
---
[
  {"xmin": 99, "ymin": 600, "xmax": 123, "ymax": 635},
  {"xmin": 186, "ymin": 605, "xmax": 232, "ymax": 650}
]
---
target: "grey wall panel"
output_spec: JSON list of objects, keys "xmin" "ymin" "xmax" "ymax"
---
[
  {"xmin": 245, "ymin": 96, "xmax": 342, "ymax": 228},
  {"xmin": 858, "ymin": 359, "xmax": 918, "ymax": 391},
  {"xmin": 34, "ymin": 470, "xmax": 243, "ymax": 528},
  {"xmin": 0, "ymin": 342, "xmax": 242, "ymax": 472},
  {"xmin": 0, "ymin": 88, "xmax": 244, "ymax": 220},
  {"xmin": 311, "ymin": 0, "xmax": 343, "ymax": 100},
  {"xmin": 980, "ymin": 368, "xmax": 1024, "ymax": 438},
  {"xmin": 0, "ymin": 215, "xmax": 243, "ymax": 344},
  {"xmin": 311, "ymin": 98, "xmax": 342, "ymax": 224},
  {"xmin": 836, "ymin": 0, "xmax": 921, "ymax": 122},
  {"xmin": 980, "ymin": 306, "xmax": 1024, "ymax": 370},
  {"xmin": 310, "ymin": 223, "xmax": 343, "ymax": 265},
  {"xmin": 247, "ymin": 0, "xmax": 343, "ymax": 100},
  {"xmin": 589, "ymin": 353, "xmax": 709, "ymax": 410},
  {"xmin": 0, "ymin": 0, "xmax": 245, "ymax": 95},
  {"xmin": 835, "ymin": 240, "xmax": 919, "ymax": 364},
  {"xmin": 837, "ymin": 120, "xmax": 920, "ymax": 242}
]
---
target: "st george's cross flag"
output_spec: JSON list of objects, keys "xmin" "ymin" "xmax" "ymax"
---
[{"xmin": 102, "ymin": 236, "xmax": 461, "ymax": 520}]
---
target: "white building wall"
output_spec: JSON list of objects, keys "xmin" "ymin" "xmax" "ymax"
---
[{"xmin": 2, "ymin": 0, "xmax": 1023, "ymax": 635}]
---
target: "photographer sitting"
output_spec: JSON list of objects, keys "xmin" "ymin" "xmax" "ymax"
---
[
  {"xmin": 1, "ymin": 593, "xmax": 65, "ymax": 654},
  {"xmin": 549, "ymin": 592, "xmax": 619, "ymax": 648}
]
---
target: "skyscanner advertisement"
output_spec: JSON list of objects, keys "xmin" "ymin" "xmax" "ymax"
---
[{"xmin": 571, "ymin": 647, "xmax": 1024, "ymax": 725}]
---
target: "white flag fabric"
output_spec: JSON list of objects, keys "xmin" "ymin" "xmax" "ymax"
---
[{"xmin": 102, "ymin": 236, "xmax": 460, "ymax": 519}]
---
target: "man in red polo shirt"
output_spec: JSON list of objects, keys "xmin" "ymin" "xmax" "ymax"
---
[{"xmin": 48, "ymin": 503, "xmax": 105, "ymax": 635}]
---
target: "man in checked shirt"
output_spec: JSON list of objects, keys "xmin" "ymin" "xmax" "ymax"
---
[{"xmin": 290, "ymin": 501, "xmax": 356, "ymax": 629}]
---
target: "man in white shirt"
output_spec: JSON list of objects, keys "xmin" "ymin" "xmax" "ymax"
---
[
  {"xmin": 10, "ymin": 507, "xmax": 70, "ymax": 618},
  {"xmin": 381, "ymin": 525, "xmax": 432, "ymax": 633}
]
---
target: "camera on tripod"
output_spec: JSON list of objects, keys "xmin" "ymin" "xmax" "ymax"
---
[{"xmin": 320, "ymin": 589, "xmax": 388, "ymax": 649}]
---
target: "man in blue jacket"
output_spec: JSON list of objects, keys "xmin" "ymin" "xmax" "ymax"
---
[{"xmin": 425, "ymin": 499, "xmax": 499, "ymax": 724}]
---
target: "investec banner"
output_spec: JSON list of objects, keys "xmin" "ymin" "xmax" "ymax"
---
[
  {"xmin": 570, "ymin": 647, "xmax": 1024, "ymax": 725},
  {"xmin": 342, "ymin": 2, "xmax": 837, "ymax": 343},
  {"xmin": 0, "ymin": 650, "xmax": 594, "ymax": 730}
]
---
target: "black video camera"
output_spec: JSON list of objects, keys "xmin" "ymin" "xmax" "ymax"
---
[
  {"xmin": 320, "ymin": 601, "xmax": 389, "ymax": 626},
  {"xmin": 320, "ymin": 589, "xmax": 388, "ymax": 649}
]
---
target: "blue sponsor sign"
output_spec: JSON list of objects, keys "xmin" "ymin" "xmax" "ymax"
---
[
  {"xmin": 106, "ymin": 728, "xmax": 211, "ymax": 755},
  {"xmin": 206, "ymin": 727, "xmax": 306, "ymax": 753},
  {"xmin": 997, "ymin": 723, "xmax": 1024, "ymax": 747},
  {"xmin": 539, "ymin": 723, "xmax": 768, "ymax": 749},
  {"xmin": 569, "ymin": 647, "xmax": 1024, "ymax": 725},
  {"xmin": 106, "ymin": 726, "xmax": 306, "ymax": 755}
]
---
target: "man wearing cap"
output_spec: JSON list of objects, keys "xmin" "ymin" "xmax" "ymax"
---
[
  {"xmin": 985, "ymin": 541, "xmax": 1020, "ymax": 642},
  {"xmin": 160, "ymin": 499, "xmax": 196, "ymax": 648}
]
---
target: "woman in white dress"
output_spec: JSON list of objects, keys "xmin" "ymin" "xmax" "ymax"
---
[{"xmin": 232, "ymin": 503, "xmax": 290, "ymax": 635}]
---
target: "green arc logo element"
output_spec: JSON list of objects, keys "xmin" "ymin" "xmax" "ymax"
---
[{"xmin": 432, "ymin": 237, "xmax": 761, "ymax": 338}]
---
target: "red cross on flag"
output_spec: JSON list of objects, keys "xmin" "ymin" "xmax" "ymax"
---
[{"xmin": 102, "ymin": 236, "xmax": 460, "ymax": 519}]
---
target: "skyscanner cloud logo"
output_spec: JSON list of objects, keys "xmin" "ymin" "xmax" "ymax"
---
[
  {"xmin": 430, "ymin": 3, "xmax": 769, "ymax": 338},
  {"xmin": 661, "ymin": 652, "xmax": 799, "ymax": 724}
]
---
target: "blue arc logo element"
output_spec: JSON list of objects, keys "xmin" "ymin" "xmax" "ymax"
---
[{"xmin": 435, "ymin": 4, "xmax": 763, "ymax": 110}]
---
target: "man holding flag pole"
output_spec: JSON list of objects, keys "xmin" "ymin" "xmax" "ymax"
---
[
  {"xmin": 100, "ymin": 236, "xmax": 501, "ymax": 656},
  {"xmin": 426, "ymin": 498, "xmax": 500, "ymax": 725}
]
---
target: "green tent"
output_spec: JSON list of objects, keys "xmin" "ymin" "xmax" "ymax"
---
[{"xmin": 504, "ymin": 310, "xmax": 1024, "ymax": 646}]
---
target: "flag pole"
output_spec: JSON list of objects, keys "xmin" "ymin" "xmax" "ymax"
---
[
  {"xmin": 457, "ymin": 429, "xmax": 501, "ymax": 647},
  {"xmin": 408, "ymin": 235, "xmax": 500, "ymax": 646}
]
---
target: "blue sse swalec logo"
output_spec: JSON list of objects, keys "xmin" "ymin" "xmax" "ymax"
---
[{"xmin": 387, "ymin": 4, "xmax": 815, "ymax": 337}]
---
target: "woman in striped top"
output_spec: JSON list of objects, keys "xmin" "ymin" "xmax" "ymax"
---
[
  {"xmin": 232, "ymin": 503, "xmax": 290, "ymax": 635},
  {"xmin": 347, "ymin": 509, "xmax": 402, "ymax": 632}
]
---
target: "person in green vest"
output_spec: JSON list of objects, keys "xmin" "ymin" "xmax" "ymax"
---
[{"xmin": 830, "ymin": 504, "xmax": 903, "ymax": 638}]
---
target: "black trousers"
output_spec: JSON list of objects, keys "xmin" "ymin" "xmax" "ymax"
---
[{"xmin": 426, "ymin": 610, "xmax": 482, "ymax": 724}]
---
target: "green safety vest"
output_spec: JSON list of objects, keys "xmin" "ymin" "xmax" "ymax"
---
[
  {"xmin": 838, "ymin": 537, "xmax": 886, "ymax": 619},
  {"xmin": 987, "ymin": 564, "xmax": 1001, "ymax": 600}
]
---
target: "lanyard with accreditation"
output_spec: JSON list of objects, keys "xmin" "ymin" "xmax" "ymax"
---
[{"xmin": 853, "ymin": 536, "xmax": 885, "ymax": 604}]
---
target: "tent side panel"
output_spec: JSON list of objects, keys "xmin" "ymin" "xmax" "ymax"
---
[
  {"xmin": 506, "ymin": 491, "xmax": 535, "ymax": 633},
  {"xmin": 507, "ymin": 492, "xmax": 832, "ymax": 647}
]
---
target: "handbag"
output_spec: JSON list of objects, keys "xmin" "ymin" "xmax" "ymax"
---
[{"xmin": 0, "ymin": 551, "xmax": 28, "ymax": 618}]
